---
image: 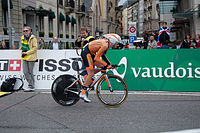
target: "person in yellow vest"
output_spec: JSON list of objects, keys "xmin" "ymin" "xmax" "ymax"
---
[
  {"xmin": 20, "ymin": 26, "xmax": 38, "ymax": 92},
  {"xmin": 75, "ymin": 28, "xmax": 95, "ymax": 48}
]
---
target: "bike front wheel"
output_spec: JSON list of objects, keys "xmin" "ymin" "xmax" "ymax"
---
[{"xmin": 96, "ymin": 75, "xmax": 128, "ymax": 107}]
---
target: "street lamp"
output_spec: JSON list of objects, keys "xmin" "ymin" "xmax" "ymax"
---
[{"xmin": 7, "ymin": 0, "xmax": 12, "ymax": 49}]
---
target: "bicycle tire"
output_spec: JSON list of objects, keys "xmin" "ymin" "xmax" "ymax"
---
[
  {"xmin": 96, "ymin": 75, "xmax": 128, "ymax": 107},
  {"xmin": 51, "ymin": 75, "xmax": 81, "ymax": 106}
]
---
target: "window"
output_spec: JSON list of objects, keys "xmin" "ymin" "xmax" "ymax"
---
[
  {"xmin": 66, "ymin": 22, "xmax": 69, "ymax": 34},
  {"xmin": 59, "ymin": 0, "xmax": 63, "ymax": 6},
  {"xmin": 2, "ymin": 9, "xmax": 8, "ymax": 27},
  {"xmin": 71, "ymin": 23, "xmax": 74, "ymax": 38},
  {"xmin": 110, "ymin": 2, "xmax": 112, "ymax": 7},
  {"xmin": 39, "ymin": 16, "xmax": 44, "ymax": 31},
  {"xmin": 59, "ymin": 21, "xmax": 63, "ymax": 34},
  {"xmin": 49, "ymin": 18, "xmax": 53, "ymax": 32}
]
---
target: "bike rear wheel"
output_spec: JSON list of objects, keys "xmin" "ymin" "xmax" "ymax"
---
[
  {"xmin": 51, "ymin": 75, "xmax": 81, "ymax": 106},
  {"xmin": 96, "ymin": 75, "xmax": 128, "ymax": 107}
]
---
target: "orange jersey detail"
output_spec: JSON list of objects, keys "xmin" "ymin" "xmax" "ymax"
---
[{"xmin": 88, "ymin": 39, "xmax": 109, "ymax": 66}]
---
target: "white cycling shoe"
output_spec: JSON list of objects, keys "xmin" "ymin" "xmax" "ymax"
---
[{"xmin": 79, "ymin": 93, "xmax": 91, "ymax": 103}]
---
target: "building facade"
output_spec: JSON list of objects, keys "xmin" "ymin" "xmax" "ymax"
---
[
  {"xmin": 0, "ymin": 0, "xmax": 23, "ymax": 47},
  {"xmin": 159, "ymin": 0, "xmax": 177, "ymax": 27},
  {"xmin": 36, "ymin": 0, "xmax": 85, "ymax": 41},
  {"xmin": 0, "ymin": 0, "xmax": 86, "ymax": 48},
  {"xmin": 172, "ymin": 0, "xmax": 200, "ymax": 40},
  {"xmin": 127, "ymin": 0, "xmax": 139, "ymax": 36},
  {"xmin": 143, "ymin": 0, "xmax": 160, "ymax": 34},
  {"xmin": 85, "ymin": 0, "xmax": 101, "ymax": 37},
  {"xmin": 122, "ymin": 7, "xmax": 128, "ymax": 37},
  {"xmin": 100, "ymin": 0, "xmax": 122, "ymax": 35}
]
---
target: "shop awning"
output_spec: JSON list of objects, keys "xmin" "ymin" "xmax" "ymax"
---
[
  {"xmin": 66, "ymin": 15, "xmax": 71, "ymax": 23},
  {"xmin": 36, "ymin": 7, "xmax": 50, "ymax": 16},
  {"xmin": 49, "ymin": 10, "xmax": 55, "ymax": 19},
  {"xmin": 60, "ymin": 13, "xmax": 65, "ymax": 21},
  {"xmin": 22, "ymin": 6, "xmax": 36, "ymax": 12},
  {"xmin": 2, "ymin": 0, "xmax": 13, "ymax": 10},
  {"xmin": 173, "ymin": 19, "xmax": 190, "ymax": 25},
  {"xmin": 71, "ymin": 17, "xmax": 76, "ymax": 24},
  {"xmin": 172, "ymin": 12, "xmax": 194, "ymax": 18}
]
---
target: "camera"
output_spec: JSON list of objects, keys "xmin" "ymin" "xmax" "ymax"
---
[{"xmin": 22, "ymin": 50, "xmax": 27, "ymax": 58}]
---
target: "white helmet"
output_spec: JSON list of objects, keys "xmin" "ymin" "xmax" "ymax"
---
[{"xmin": 103, "ymin": 33, "xmax": 122, "ymax": 44}]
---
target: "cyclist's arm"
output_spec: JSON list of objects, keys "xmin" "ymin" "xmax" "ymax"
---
[
  {"xmin": 94, "ymin": 46, "xmax": 108, "ymax": 66},
  {"xmin": 102, "ymin": 54, "xmax": 111, "ymax": 65}
]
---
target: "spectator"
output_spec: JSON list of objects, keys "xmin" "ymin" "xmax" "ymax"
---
[
  {"xmin": 195, "ymin": 34, "xmax": 200, "ymax": 48},
  {"xmin": 147, "ymin": 35, "xmax": 157, "ymax": 49},
  {"xmin": 0, "ymin": 41, "xmax": 8, "ymax": 49},
  {"xmin": 118, "ymin": 43, "xmax": 125, "ymax": 49},
  {"xmin": 38, "ymin": 38, "xmax": 47, "ymax": 49},
  {"xmin": 190, "ymin": 38, "xmax": 196, "ymax": 49},
  {"xmin": 20, "ymin": 26, "xmax": 38, "ymax": 92},
  {"xmin": 152, "ymin": 32, "xmax": 158, "ymax": 41},
  {"xmin": 12, "ymin": 44, "xmax": 16, "ymax": 49},
  {"xmin": 158, "ymin": 22, "xmax": 170, "ymax": 49},
  {"xmin": 143, "ymin": 36, "xmax": 148, "ymax": 49},
  {"xmin": 48, "ymin": 37, "xmax": 63, "ymax": 50},
  {"xmin": 182, "ymin": 34, "xmax": 191, "ymax": 48},
  {"xmin": 135, "ymin": 44, "xmax": 141, "ymax": 49},
  {"xmin": 124, "ymin": 43, "xmax": 129, "ymax": 49},
  {"xmin": 172, "ymin": 40, "xmax": 184, "ymax": 49},
  {"xmin": 75, "ymin": 28, "xmax": 95, "ymax": 48},
  {"xmin": 75, "ymin": 35, "xmax": 82, "ymax": 48}
]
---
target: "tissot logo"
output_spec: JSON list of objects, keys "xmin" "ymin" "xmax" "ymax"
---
[{"xmin": 0, "ymin": 60, "xmax": 21, "ymax": 71}]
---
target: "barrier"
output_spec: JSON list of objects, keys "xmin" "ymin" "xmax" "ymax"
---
[
  {"xmin": 0, "ymin": 49, "xmax": 200, "ymax": 91},
  {"xmin": 107, "ymin": 49, "xmax": 200, "ymax": 92}
]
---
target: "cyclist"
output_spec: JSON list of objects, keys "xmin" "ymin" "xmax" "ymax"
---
[{"xmin": 79, "ymin": 33, "xmax": 122, "ymax": 102}]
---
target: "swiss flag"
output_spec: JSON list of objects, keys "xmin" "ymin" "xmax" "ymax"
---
[{"xmin": 8, "ymin": 60, "xmax": 21, "ymax": 71}]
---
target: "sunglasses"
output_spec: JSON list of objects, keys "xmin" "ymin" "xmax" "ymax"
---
[{"xmin": 23, "ymin": 30, "xmax": 29, "ymax": 32}]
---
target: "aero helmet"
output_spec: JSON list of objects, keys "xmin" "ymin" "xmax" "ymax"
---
[{"xmin": 103, "ymin": 33, "xmax": 122, "ymax": 44}]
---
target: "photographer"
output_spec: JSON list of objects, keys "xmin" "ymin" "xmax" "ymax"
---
[
  {"xmin": 75, "ymin": 28, "xmax": 95, "ymax": 48},
  {"xmin": 20, "ymin": 26, "xmax": 38, "ymax": 92}
]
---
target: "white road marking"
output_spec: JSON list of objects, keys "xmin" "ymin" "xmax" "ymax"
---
[
  {"xmin": 161, "ymin": 128, "xmax": 200, "ymax": 133},
  {"xmin": 39, "ymin": 91, "xmax": 200, "ymax": 97}
]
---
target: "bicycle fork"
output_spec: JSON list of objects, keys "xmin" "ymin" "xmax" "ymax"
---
[{"xmin": 103, "ymin": 74, "xmax": 113, "ymax": 92}]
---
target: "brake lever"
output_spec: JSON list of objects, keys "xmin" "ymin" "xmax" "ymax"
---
[{"xmin": 112, "ymin": 64, "xmax": 120, "ymax": 68}]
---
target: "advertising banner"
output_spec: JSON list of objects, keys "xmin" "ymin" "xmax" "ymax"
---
[
  {"xmin": 0, "ymin": 49, "xmax": 200, "ymax": 91},
  {"xmin": 0, "ymin": 50, "xmax": 83, "ymax": 89},
  {"xmin": 106, "ymin": 49, "xmax": 200, "ymax": 92}
]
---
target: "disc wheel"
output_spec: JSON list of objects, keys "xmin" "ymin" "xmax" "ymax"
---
[{"xmin": 51, "ymin": 75, "xmax": 81, "ymax": 106}]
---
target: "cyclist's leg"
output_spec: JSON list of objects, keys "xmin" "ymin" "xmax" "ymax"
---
[
  {"xmin": 81, "ymin": 54, "xmax": 94, "ymax": 94},
  {"xmin": 80, "ymin": 51, "xmax": 93, "ymax": 102}
]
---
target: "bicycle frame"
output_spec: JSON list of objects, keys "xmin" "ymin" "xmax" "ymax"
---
[
  {"xmin": 66, "ymin": 52, "xmax": 115, "ymax": 95},
  {"xmin": 64, "ymin": 68, "xmax": 112, "ymax": 95}
]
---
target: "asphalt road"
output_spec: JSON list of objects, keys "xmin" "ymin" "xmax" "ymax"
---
[{"xmin": 0, "ymin": 90, "xmax": 200, "ymax": 133}]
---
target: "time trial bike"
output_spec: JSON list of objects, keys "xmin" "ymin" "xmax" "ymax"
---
[{"xmin": 51, "ymin": 54, "xmax": 128, "ymax": 107}]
